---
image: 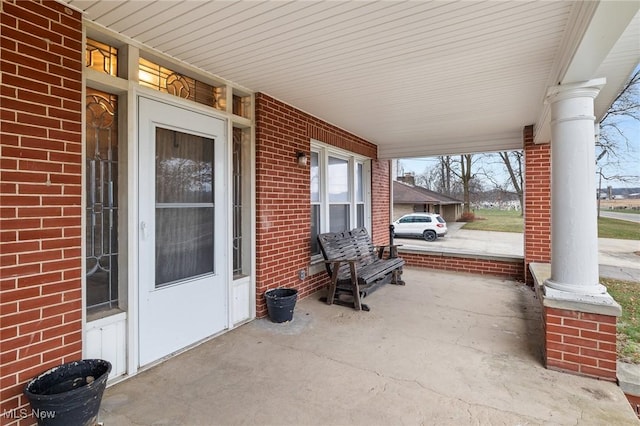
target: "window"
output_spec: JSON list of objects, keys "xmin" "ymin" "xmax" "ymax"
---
[
  {"xmin": 86, "ymin": 38, "xmax": 118, "ymax": 76},
  {"xmin": 138, "ymin": 57, "xmax": 226, "ymax": 111},
  {"xmin": 310, "ymin": 142, "xmax": 370, "ymax": 256},
  {"xmin": 85, "ymin": 88, "xmax": 119, "ymax": 315},
  {"xmin": 232, "ymin": 126, "xmax": 251, "ymax": 278}
]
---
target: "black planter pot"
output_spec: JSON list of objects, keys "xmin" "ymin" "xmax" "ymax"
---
[
  {"xmin": 24, "ymin": 359, "xmax": 111, "ymax": 426},
  {"xmin": 264, "ymin": 288, "xmax": 298, "ymax": 323}
]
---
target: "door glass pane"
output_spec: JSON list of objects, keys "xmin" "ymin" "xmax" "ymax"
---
[
  {"xmin": 156, "ymin": 207, "xmax": 214, "ymax": 286},
  {"xmin": 156, "ymin": 129, "xmax": 213, "ymax": 203},
  {"xmin": 329, "ymin": 204, "xmax": 349, "ymax": 233},
  {"xmin": 328, "ymin": 156, "xmax": 349, "ymax": 202},
  {"xmin": 155, "ymin": 128, "xmax": 214, "ymax": 288}
]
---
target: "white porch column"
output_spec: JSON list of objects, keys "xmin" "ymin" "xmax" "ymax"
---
[{"xmin": 544, "ymin": 78, "xmax": 609, "ymax": 297}]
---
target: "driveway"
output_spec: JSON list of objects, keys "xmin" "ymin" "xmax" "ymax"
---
[
  {"xmin": 396, "ymin": 223, "xmax": 640, "ymax": 281},
  {"xmin": 396, "ymin": 222, "xmax": 522, "ymax": 258},
  {"xmin": 601, "ymin": 211, "xmax": 640, "ymax": 223}
]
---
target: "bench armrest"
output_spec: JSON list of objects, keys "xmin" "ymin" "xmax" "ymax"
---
[{"xmin": 376, "ymin": 244, "xmax": 403, "ymax": 259}]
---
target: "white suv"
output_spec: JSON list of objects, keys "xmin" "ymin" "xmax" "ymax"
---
[{"xmin": 392, "ymin": 213, "xmax": 447, "ymax": 242}]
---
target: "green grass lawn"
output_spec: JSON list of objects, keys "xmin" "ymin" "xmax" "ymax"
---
[
  {"xmin": 602, "ymin": 278, "xmax": 640, "ymax": 364},
  {"xmin": 461, "ymin": 208, "xmax": 640, "ymax": 240},
  {"xmin": 460, "ymin": 209, "xmax": 524, "ymax": 233},
  {"xmin": 598, "ymin": 217, "xmax": 640, "ymax": 240}
]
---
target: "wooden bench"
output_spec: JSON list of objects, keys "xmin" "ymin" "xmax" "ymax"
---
[{"xmin": 317, "ymin": 227, "xmax": 405, "ymax": 311}]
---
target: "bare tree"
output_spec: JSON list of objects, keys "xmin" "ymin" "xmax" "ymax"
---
[
  {"xmin": 596, "ymin": 69, "xmax": 640, "ymax": 184},
  {"xmin": 499, "ymin": 151, "xmax": 523, "ymax": 215},
  {"xmin": 450, "ymin": 154, "xmax": 475, "ymax": 213},
  {"xmin": 476, "ymin": 151, "xmax": 524, "ymax": 214},
  {"xmin": 440, "ymin": 156, "xmax": 453, "ymax": 195},
  {"xmin": 414, "ymin": 156, "xmax": 454, "ymax": 193}
]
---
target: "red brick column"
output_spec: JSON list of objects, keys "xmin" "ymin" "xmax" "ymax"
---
[
  {"xmin": 0, "ymin": 1, "xmax": 83, "ymax": 424},
  {"xmin": 545, "ymin": 308, "xmax": 618, "ymax": 381},
  {"xmin": 523, "ymin": 125, "xmax": 551, "ymax": 284},
  {"xmin": 371, "ymin": 159, "xmax": 390, "ymax": 246}
]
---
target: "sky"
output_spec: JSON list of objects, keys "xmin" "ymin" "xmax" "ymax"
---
[{"xmin": 599, "ymin": 115, "xmax": 640, "ymax": 188}]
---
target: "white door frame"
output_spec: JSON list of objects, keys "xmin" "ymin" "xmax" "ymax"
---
[{"xmin": 127, "ymin": 88, "xmax": 233, "ymax": 373}]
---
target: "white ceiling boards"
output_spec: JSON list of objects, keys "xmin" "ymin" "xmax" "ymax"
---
[{"xmin": 67, "ymin": 0, "xmax": 639, "ymax": 158}]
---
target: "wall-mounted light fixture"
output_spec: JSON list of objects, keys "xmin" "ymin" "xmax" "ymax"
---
[{"xmin": 296, "ymin": 151, "xmax": 308, "ymax": 166}]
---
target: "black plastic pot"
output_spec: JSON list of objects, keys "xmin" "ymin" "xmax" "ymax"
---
[
  {"xmin": 264, "ymin": 288, "xmax": 298, "ymax": 323},
  {"xmin": 24, "ymin": 359, "xmax": 111, "ymax": 426}
]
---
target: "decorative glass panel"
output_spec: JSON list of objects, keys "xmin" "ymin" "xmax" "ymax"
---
[
  {"xmin": 85, "ymin": 89, "xmax": 119, "ymax": 314},
  {"xmin": 329, "ymin": 205, "xmax": 349, "ymax": 233},
  {"xmin": 328, "ymin": 156, "xmax": 349, "ymax": 202},
  {"xmin": 232, "ymin": 128, "xmax": 243, "ymax": 276},
  {"xmin": 233, "ymin": 94, "xmax": 251, "ymax": 118},
  {"xmin": 155, "ymin": 128, "xmax": 215, "ymax": 288},
  {"xmin": 138, "ymin": 58, "xmax": 225, "ymax": 111},
  {"xmin": 86, "ymin": 38, "xmax": 118, "ymax": 76}
]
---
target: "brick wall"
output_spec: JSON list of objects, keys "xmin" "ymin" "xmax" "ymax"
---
[
  {"xmin": 0, "ymin": 1, "xmax": 83, "ymax": 424},
  {"xmin": 544, "ymin": 308, "xmax": 618, "ymax": 381},
  {"xmin": 254, "ymin": 93, "xmax": 381, "ymax": 318},
  {"xmin": 371, "ymin": 159, "xmax": 391, "ymax": 246},
  {"xmin": 400, "ymin": 251, "xmax": 524, "ymax": 281},
  {"xmin": 523, "ymin": 125, "xmax": 551, "ymax": 284},
  {"xmin": 625, "ymin": 393, "xmax": 640, "ymax": 419}
]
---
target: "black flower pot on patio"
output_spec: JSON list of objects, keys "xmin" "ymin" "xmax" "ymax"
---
[
  {"xmin": 264, "ymin": 288, "xmax": 298, "ymax": 323},
  {"xmin": 24, "ymin": 359, "xmax": 111, "ymax": 426}
]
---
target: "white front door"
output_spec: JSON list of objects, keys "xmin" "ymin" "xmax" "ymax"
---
[{"xmin": 138, "ymin": 96, "xmax": 228, "ymax": 367}]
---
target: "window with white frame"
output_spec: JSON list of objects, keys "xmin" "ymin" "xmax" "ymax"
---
[{"xmin": 310, "ymin": 142, "xmax": 370, "ymax": 256}]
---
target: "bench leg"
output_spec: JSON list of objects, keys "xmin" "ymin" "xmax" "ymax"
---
[
  {"xmin": 392, "ymin": 268, "xmax": 405, "ymax": 286},
  {"xmin": 326, "ymin": 262, "xmax": 341, "ymax": 306},
  {"xmin": 349, "ymin": 262, "xmax": 363, "ymax": 311}
]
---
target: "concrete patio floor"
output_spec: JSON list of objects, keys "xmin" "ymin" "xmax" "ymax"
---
[{"xmin": 98, "ymin": 268, "xmax": 638, "ymax": 425}]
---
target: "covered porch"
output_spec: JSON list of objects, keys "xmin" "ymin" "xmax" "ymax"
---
[
  {"xmin": 97, "ymin": 268, "xmax": 636, "ymax": 425},
  {"xmin": 1, "ymin": 1, "xmax": 639, "ymax": 423}
]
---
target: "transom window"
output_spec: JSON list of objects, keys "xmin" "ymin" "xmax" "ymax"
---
[{"xmin": 310, "ymin": 142, "xmax": 370, "ymax": 256}]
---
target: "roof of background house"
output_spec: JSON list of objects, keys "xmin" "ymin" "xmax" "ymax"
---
[{"xmin": 393, "ymin": 181, "xmax": 463, "ymax": 205}]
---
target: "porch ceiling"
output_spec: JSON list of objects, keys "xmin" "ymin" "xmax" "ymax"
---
[{"xmin": 66, "ymin": 0, "xmax": 639, "ymax": 158}]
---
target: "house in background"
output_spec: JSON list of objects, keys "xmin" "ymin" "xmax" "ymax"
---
[
  {"xmin": 1, "ymin": 1, "xmax": 639, "ymax": 423},
  {"xmin": 393, "ymin": 177, "xmax": 463, "ymax": 223}
]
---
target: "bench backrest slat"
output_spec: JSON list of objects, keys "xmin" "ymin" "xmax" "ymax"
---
[{"xmin": 317, "ymin": 227, "xmax": 378, "ymax": 279}]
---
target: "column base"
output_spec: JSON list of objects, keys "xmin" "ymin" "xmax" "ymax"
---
[
  {"xmin": 531, "ymin": 263, "xmax": 622, "ymax": 382},
  {"xmin": 544, "ymin": 278, "xmax": 608, "ymax": 297},
  {"xmin": 543, "ymin": 279, "xmax": 617, "ymax": 308}
]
